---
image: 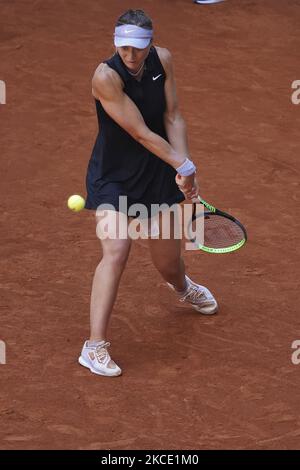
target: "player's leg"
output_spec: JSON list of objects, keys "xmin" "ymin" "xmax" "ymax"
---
[
  {"xmin": 147, "ymin": 207, "xmax": 187, "ymax": 292},
  {"xmin": 90, "ymin": 209, "xmax": 131, "ymax": 341},
  {"xmin": 147, "ymin": 206, "xmax": 218, "ymax": 315},
  {"xmin": 79, "ymin": 209, "xmax": 131, "ymax": 377}
]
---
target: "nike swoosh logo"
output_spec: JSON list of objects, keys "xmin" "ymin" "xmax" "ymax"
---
[
  {"xmin": 125, "ymin": 29, "xmax": 136, "ymax": 34},
  {"xmin": 152, "ymin": 74, "xmax": 162, "ymax": 81}
]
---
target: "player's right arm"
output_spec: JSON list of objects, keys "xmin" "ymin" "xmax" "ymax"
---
[{"xmin": 92, "ymin": 64, "xmax": 186, "ymax": 169}]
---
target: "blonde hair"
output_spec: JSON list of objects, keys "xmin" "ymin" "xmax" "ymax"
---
[{"xmin": 116, "ymin": 9, "xmax": 153, "ymax": 30}]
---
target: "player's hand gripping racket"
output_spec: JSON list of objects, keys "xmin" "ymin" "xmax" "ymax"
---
[{"xmin": 187, "ymin": 196, "xmax": 247, "ymax": 253}]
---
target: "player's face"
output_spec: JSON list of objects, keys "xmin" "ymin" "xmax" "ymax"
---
[{"xmin": 117, "ymin": 43, "xmax": 152, "ymax": 73}]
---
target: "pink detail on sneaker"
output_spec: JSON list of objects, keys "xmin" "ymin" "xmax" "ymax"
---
[
  {"xmin": 167, "ymin": 275, "xmax": 218, "ymax": 315},
  {"xmin": 79, "ymin": 340, "xmax": 122, "ymax": 377}
]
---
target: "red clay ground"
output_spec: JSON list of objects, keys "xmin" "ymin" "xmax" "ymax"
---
[{"xmin": 1, "ymin": 0, "xmax": 300, "ymax": 450}]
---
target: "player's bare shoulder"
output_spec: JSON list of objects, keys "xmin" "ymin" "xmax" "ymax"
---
[
  {"xmin": 92, "ymin": 63, "xmax": 123, "ymax": 100},
  {"xmin": 155, "ymin": 46, "xmax": 172, "ymax": 75}
]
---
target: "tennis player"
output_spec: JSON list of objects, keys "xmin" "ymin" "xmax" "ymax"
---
[{"xmin": 79, "ymin": 9, "xmax": 218, "ymax": 377}]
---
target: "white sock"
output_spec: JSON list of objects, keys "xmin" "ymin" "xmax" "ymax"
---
[{"xmin": 87, "ymin": 339, "xmax": 105, "ymax": 348}]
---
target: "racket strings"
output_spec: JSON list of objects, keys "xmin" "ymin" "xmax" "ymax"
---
[{"xmin": 192, "ymin": 214, "xmax": 245, "ymax": 248}]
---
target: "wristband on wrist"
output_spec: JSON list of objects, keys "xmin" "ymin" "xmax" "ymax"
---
[{"xmin": 176, "ymin": 158, "xmax": 196, "ymax": 176}]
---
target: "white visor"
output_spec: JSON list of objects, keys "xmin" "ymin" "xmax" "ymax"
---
[{"xmin": 114, "ymin": 24, "xmax": 153, "ymax": 49}]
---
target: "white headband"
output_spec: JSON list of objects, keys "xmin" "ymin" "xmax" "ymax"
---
[{"xmin": 114, "ymin": 24, "xmax": 153, "ymax": 49}]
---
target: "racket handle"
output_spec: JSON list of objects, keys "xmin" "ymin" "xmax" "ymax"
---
[{"xmin": 197, "ymin": 196, "xmax": 216, "ymax": 213}]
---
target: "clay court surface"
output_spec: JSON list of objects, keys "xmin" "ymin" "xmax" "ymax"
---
[{"xmin": 1, "ymin": 0, "xmax": 300, "ymax": 450}]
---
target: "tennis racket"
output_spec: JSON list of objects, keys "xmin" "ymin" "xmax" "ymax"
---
[{"xmin": 187, "ymin": 196, "xmax": 247, "ymax": 254}]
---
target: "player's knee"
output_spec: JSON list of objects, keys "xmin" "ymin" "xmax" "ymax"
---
[{"xmin": 102, "ymin": 242, "xmax": 130, "ymax": 268}]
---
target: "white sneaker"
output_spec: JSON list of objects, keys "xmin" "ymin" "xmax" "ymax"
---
[
  {"xmin": 167, "ymin": 275, "xmax": 218, "ymax": 315},
  {"xmin": 78, "ymin": 340, "xmax": 122, "ymax": 377}
]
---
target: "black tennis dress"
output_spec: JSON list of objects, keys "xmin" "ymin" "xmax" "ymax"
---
[{"xmin": 85, "ymin": 46, "xmax": 185, "ymax": 215}]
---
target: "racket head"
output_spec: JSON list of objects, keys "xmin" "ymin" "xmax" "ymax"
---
[{"xmin": 188, "ymin": 198, "xmax": 247, "ymax": 254}]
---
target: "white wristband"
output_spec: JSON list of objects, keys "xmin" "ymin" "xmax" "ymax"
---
[{"xmin": 176, "ymin": 158, "xmax": 196, "ymax": 176}]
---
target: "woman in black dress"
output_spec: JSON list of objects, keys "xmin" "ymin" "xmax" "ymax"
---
[{"xmin": 79, "ymin": 9, "xmax": 218, "ymax": 377}]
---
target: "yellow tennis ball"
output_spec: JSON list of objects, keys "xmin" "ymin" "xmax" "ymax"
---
[{"xmin": 67, "ymin": 194, "xmax": 85, "ymax": 212}]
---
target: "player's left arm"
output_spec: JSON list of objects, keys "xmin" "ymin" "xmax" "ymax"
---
[
  {"xmin": 158, "ymin": 47, "xmax": 198, "ymax": 199},
  {"xmin": 158, "ymin": 47, "xmax": 190, "ymax": 158}
]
